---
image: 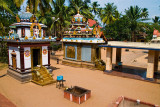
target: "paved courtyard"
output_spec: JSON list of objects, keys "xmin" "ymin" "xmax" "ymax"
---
[{"xmin": 0, "ymin": 56, "xmax": 160, "ymax": 107}]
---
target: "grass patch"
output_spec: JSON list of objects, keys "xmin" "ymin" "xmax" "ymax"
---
[{"xmin": 0, "ymin": 63, "xmax": 8, "ymax": 70}]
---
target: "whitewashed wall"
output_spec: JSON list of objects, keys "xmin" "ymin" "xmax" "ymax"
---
[
  {"xmin": 9, "ymin": 46, "xmax": 20, "ymax": 69},
  {"xmin": 41, "ymin": 29, "xmax": 43, "ymax": 37},
  {"xmin": 25, "ymin": 28, "xmax": 31, "ymax": 38},
  {"xmin": 17, "ymin": 28, "xmax": 21, "ymax": 38},
  {"xmin": 42, "ymin": 46, "xmax": 48, "ymax": 65},
  {"xmin": 24, "ymin": 47, "xmax": 31, "ymax": 69}
]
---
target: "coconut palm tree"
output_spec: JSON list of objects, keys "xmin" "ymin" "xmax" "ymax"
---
[
  {"xmin": 13, "ymin": 0, "xmax": 51, "ymax": 15},
  {"xmin": 68, "ymin": 0, "xmax": 94, "ymax": 19},
  {"xmin": 51, "ymin": 0, "xmax": 70, "ymax": 35},
  {"xmin": 0, "ymin": 0, "xmax": 13, "ymax": 15},
  {"xmin": 152, "ymin": 16, "xmax": 160, "ymax": 24},
  {"xmin": 91, "ymin": 1, "xmax": 100, "ymax": 15},
  {"xmin": 100, "ymin": 3, "xmax": 118, "ymax": 25},
  {"xmin": 125, "ymin": 5, "xmax": 149, "ymax": 41}
]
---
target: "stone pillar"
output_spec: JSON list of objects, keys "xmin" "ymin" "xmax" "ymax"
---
[
  {"xmin": 154, "ymin": 51, "xmax": 159, "ymax": 72},
  {"xmin": 77, "ymin": 43, "xmax": 81, "ymax": 61},
  {"xmin": 105, "ymin": 47, "xmax": 113, "ymax": 72},
  {"xmin": 91, "ymin": 45, "xmax": 96, "ymax": 62},
  {"xmin": 146, "ymin": 50, "xmax": 159, "ymax": 78},
  {"xmin": 20, "ymin": 47, "xmax": 24, "ymax": 72},
  {"xmin": 63, "ymin": 43, "xmax": 66, "ymax": 58},
  {"xmin": 48, "ymin": 46, "xmax": 51, "ymax": 66},
  {"xmin": 116, "ymin": 48, "xmax": 122, "ymax": 66}
]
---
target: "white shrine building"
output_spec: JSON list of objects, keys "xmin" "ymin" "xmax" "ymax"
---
[{"xmin": 4, "ymin": 6, "xmax": 56, "ymax": 82}]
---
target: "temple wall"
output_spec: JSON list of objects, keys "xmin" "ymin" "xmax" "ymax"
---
[
  {"xmin": 42, "ymin": 46, "xmax": 48, "ymax": 65},
  {"xmin": 9, "ymin": 46, "xmax": 20, "ymax": 69},
  {"xmin": 24, "ymin": 47, "xmax": 31, "ymax": 69},
  {"xmin": 25, "ymin": 28, "xmax": 31, "ymax": 37},
  {"xmin": 17, "ymin": 28, "xmax": 21, "ymax": 38}
]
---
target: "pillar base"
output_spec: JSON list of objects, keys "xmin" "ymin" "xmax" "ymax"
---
[
  {"xmin": 104, "ymin": 70, "xmax": 113, "ymax": 73},
  {"xmin": 145, "ymin": 78, "xmax": 154, "ymax": 81},
  {"xmin": 7, "ymin": 69, "xmax": 32, "ymax": 82}
]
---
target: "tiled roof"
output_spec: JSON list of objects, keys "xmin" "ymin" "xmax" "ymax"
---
[
  {"xmin": 88, "ymin": 19, "xmax": 102, "ymax": 28},
  {"xmin": 153, "ymin": 29, "xmax": 160, "ymax": 36}
]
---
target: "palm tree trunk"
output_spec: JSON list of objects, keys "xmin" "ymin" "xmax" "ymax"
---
[
  {"xmin": 131, "ymin": 31, "xmax": 135, "ymax": 42},
  {"xmin": 60, "ymin": 25, "xmax": 64, "ymax": 50}
]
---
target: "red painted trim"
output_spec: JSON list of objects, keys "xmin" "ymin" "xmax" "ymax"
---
[
  {"xmin": 20, "ymin": 47, "xmax": 25, "ymax": 72},
  {"xmin": 7, "ymin": 46, "xmax": 9, "ymax": 65}
]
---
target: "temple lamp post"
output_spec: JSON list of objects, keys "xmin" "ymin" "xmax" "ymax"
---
[{"xmin": 52, "ymin": 17, "xmax": 59, "ymax": 37}]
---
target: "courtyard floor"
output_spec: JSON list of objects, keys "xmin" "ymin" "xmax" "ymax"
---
[{"xmin": 0, "ymin": 56, "xmax": 160, "ymax": 107}]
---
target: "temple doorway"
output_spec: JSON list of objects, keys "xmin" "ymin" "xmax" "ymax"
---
[
  {"xmin": 12, "ymin": 54, "xmax": 16, "ymax": 69},
  {"xmin": 32, "ymin": 49, "xmax": 40, "ymax": 67}
]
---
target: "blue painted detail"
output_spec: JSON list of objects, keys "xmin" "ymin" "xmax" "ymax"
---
[
  {"xmin": 74, "ymin": 17, "xmax": 83, "ymax": 22},
  {"xmin": 10, "ymin": 33, "xmax": 19, "ymax": 39},
  {"xmin": 19, "ymin": 12, "xmax": 33, "ymax": 20},
  {"xmin": 65, "ymin": 44, "xmax": 77, "ymax": 60},
  {"xmin": 99, "ymin": 45, "xmax": 160, "ymax": 51},
  {"xmin": 75, "ymin": 17, "xmax": 78, "ymax": 21},
  {"xmin": 57, "ymin": 75, "xmax": 63, "ymax": 80},
  {"xmin": 81, "ymin": 45, "xmax": 91, "ymax": 62},
  {"xmin": 63, "ymin": 37, "xmax": 103, "ymax": 41}
]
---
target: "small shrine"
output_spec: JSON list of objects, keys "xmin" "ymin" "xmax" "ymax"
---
[
  {"xmin": 4, "ymin": 6, "xmax": 56, "ymax": 83},
  {"xmin": 151, "ymin": 29, "xmax": 160, "ymax": 42},
  {"xmin": 62, "ymin": 10, "xmax": 106, "ymax": 68}
]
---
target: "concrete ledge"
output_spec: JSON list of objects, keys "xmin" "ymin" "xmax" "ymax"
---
[
  {"xmin": 7, "ymin": 69, "xmax": 32, "ymax": 82},
  {"xmin": 62, "ymin": 59, "xmax": 96, "ymax": 69},
  {"xmin": 99, "ymin": 41, "xmax": 160, "ymax": 50}
]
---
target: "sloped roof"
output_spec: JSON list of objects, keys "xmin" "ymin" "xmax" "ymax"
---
[
  {"xmin": 153, "ymin": 29, "xmax": 160, "ymax": 36},
  {"xmin": 88, "ymin": 19, "xmax": 102, "ymax": 28}
]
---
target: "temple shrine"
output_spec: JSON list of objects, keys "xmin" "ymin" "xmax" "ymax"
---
[
  {"xmin": 4, "ymin": 6, "xmax": 56, "ymax": 84},
  {"xmin": 62, "ymin": 10, "xmax": 106, "ymax": 68},
  {"xmin": 152, "ymin": 29, "xmax": 160, "ymax": 42}
]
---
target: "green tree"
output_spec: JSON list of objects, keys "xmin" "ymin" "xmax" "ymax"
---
[
  {"xmin": 152, "ymin": 16, "xmax": 160, "ymax": 24},
  {"xmin": 91, "ymin": 1, "xmax": 100, "ymax": 15},
  {"xmin": 51, "ymin": 0, "xmax": 70, "ymax": 37},
  {"xmin": 103, "ymin": 16, "xmax": 131, "ymax": 41},
  {"xmin": 0, "ymin": 0, "xmax": 20, "ymax": 36},
  {"xmin": 100, "ymin": 3, "xmax": 118, "ymax": 25},
  {"xmin": 68, "ymin": 0, "xmax": 94, "ymax": 19},
  {"xmin": 13, "ymin": 0, "xmax": 51, "ymax": 15},
  {"xmin": 125, "ymin": 6, "xmax": 149, "ymax": 41},
  {"xmin": 0, "ymin": 0, "xmax": 13, "ymax": 15}
]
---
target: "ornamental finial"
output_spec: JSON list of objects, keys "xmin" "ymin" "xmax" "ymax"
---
[
  {"xmin": 78, "ymin": 8, "xmax": 79, "ymax": 14},
  {"xmin": 26, "ymin": 6, "xmax": 30, "ymax": 12}
]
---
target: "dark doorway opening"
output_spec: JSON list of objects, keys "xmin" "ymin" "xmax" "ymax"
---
[
  {"xmin": 96, "ymin": 48, "xmax": 100, "ymax": 59},
  {"xmin": 33, "ymin": 49, "xmax": 40, "ymax": 67}
]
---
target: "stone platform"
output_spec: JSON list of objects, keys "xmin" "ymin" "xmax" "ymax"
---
[
  {"xmin": 62, "ymin": 59, "xmax": 95, "ymax": 69},
  {"xmin": 7, "ymin": 69, "xmax": 32, "ymax": 82}
]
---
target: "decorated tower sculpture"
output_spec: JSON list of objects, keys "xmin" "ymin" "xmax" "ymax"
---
[
  {"xmin": 3, "ymin": 6, "xmax": 56, "ymax": 83},
  {"xmin": 62, "ymin": 10, "xmax": 106, "ymax": 68}
]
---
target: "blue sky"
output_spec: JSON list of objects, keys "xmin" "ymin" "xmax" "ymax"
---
[
  {"xmin": 90, "ymin": 0, "xmax": 160, "ymax": 18},
  {"xmin": 21, "ymin": 0, "xmax": 160, "ymax": 22}
]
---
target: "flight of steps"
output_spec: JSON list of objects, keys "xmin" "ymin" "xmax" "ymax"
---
[{"xmin": 32, "ymin": 66, "xmax": 56, "ymax": 86}]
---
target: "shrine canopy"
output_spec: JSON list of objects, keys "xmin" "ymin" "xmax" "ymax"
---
[
  {"xmin": 2, "ymin": 6, "xmax": 56, "ymax": 42},
  {"xmin": 62, "ymin": 10, "xmax": 106, "ymax": 43}
]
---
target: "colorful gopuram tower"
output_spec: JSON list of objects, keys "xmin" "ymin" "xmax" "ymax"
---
[{"xmin": 62, "ymin": 10, "xmax": 106, "ymax": 68}]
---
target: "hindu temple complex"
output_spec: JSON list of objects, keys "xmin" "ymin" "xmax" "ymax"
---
[
  {"xmin": 62, "ymin": 10, "xmax": 106, "ymax": 68},
  {"xmin": 3, "ymin": 6, "xmax": 56, "ymax": 85}
]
